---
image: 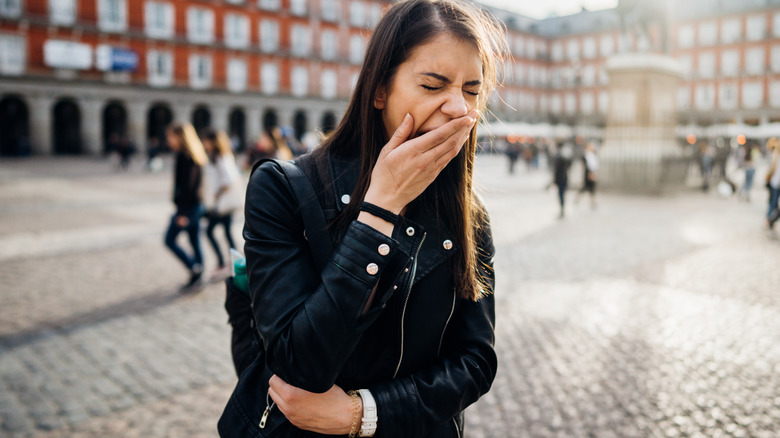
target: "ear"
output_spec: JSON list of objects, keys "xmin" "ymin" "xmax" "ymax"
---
[{"xmin": 374, "ymin": 86, "xmax": 387, "ymax": 110}]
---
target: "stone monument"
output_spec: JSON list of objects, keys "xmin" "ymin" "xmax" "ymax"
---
[{"xmin": 598, "ymin": 53, "xmax": 685, "ymax": 194}]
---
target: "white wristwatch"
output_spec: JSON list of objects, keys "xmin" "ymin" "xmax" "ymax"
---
[{"xmin": 357, "ymin": 389, "xmax": 377, "ymax": 437}]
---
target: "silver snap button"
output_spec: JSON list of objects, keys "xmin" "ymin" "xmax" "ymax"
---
[
  {"xmin": 393, "ymin": 285, "xmax": 398, "ymax": 290},
  {"xmin": 366, "ymin": 263, "xmax": 379, "ymax": 275},
  {"xmin": 341, "ymin": 194, "xmax": 351, "ymax": 205},
  {"xmin": 378, "ymin": 243, "xmax": 390, "ymax": 256},
  {"xmin": 405, "ymin": 227, "xmax": 415, "ymax": 236},
  {"xmin": 442, "ymin": 239, "xmax": 453, "ymax": 250},
  {"xmin": 404, "ymin": 268, "xmax": 409, "ymax": 273}
]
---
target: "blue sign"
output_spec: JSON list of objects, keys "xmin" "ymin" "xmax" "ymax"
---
[{"xmin": 96, "ymin": 45, "xmax": 139, "ymax": 72}]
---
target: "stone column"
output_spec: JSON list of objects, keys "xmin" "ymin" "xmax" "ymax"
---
[
  {"xmin": 246, "ymin": 106, "xmax": 262, "ymax": 145},
  {"xmin": 127, "ymin": 101, "xmax": 148, "ymax": 147},
  {"xmin": 28, "ymin": 95, "xmax": 54, "ymax": 155},
  {"xmin": 211, "ymin": 104, "xmax": 229, "ymax": 133},
  {"xmin": 79, "ymin": 97, "xmax": 103, "ymax": 155}
]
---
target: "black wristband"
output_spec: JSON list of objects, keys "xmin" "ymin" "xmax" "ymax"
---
[{"xmin": 360, "ymin": 202, "xmax": 400, "ymax": 225}]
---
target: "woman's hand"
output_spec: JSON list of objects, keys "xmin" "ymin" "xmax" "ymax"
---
[
  {"xmin": 268, "ymin": 374, "xmax": 359, "ymax": 435},
  {"xmin": 364, "ymin": 110, "xmax": 478, "ymax": 214},
  {"xmin": 175, "ymin": 215, "xmax": 189, "ymax": 227}
]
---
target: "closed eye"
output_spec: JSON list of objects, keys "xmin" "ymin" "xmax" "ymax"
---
[{"xmin": 423, "ymin": 84, "xmax": 479, "ymax": 96}]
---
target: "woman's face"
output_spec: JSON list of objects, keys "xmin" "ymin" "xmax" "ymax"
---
[
  {"xmin": 166, "ymin": 130, "xmax": 180, "ymax": 151},
  {"xmin": 375, "ymin": 33, "xmax": 482, "ymax": 142}
]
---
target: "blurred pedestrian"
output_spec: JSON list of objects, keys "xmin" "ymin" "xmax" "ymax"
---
[
  {"xmin": 164, "ymin": 122, "xmax": 208, "ymax": 291},
  {"xmin": 700, "ymin": 141, "xmax": 714, "ymax": 192},
  {"xmin": 145, "ymin": 137, "xmax": 162, "ymax": 172},
  {"xmin": 553, "ymin": 142, "xmax": 572, "ymax": 218},
  {"xmin": 766, "ymin": 137, "xmax": 780, "ymax": 232},
  {"xmin": 505, "ymin": 140, "xmax": 520, "ymax": 174},
  {"xmin": 202, "ymin": 129, "xmax": 243, "ymax": 278},
  {"xmin": 575, "ymin": 141, "xmax": 599, "ymax": 209},
  {"xmin": 738, "ymin": 143, "xmax": 757, "ymax": 202},
  {"xmin": 116, "ymin": 135, "xmax": 135, "ymax": 171},
  {"xmin": 246, "ymin": 126, "xmax": 294, "ymax": 169}
]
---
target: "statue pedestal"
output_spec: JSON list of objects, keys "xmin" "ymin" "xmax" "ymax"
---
[{"xmin": 599, "ymin": 53, "xmax": 685, "ymax": 194}]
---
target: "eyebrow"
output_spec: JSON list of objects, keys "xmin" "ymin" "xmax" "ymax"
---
[{"xmin": 420, "ymin": 72, "xmax": 482, "ymax": 87}]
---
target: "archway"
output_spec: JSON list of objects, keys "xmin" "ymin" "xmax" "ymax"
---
[
  {"xmin": 52, "ymin": 98, "xmax": 82, "ymax": 155},
  {"xmin": 229, "ymin": 107, "xmax": 246, "ymax": 152},
  {"xmin": 147, "ymin": 103, "xmax": 173, "ymax": 151},
  {"xmin": 321, "ymin": 111, "xmax": 337, "ymax": 135},
  {"xmin": 192, "ymin": 106, "xmax": 211, "ymax": 135},
  {"xmin": 0, "ymin": 95, "xmax": 30, "ymax": 156},
  {"xmin": 102, "ymin": 101, "xmax": 127, "ymax": 154},
  {"xmin": 262, "ymin": 109, "xmax": 278, "ymax": 133},
  {"xmin": 293, "ymin": 110, "xmax": 307, "ymax": 141}
]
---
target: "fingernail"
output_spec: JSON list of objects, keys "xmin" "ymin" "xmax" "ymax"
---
[{"xmin": 403, "ymin": 113, "xmax": 411, "ymax": 125}]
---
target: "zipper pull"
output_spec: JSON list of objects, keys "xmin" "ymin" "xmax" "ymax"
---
[{"xmin": 259, "ymin": 405, "xmax": 271, "ymax": 429}]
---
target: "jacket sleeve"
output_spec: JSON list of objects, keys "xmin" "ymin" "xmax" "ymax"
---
[
  {"xmin": 369, "ymin": 211, "xmax": 497, "ymax": 438},
  {"xmin": 244, "ymin": 161, "xmax": 413, "ymax": 393}
]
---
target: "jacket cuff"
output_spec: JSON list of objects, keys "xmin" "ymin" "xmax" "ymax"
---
[{"xmin": 331, "ymin": 221, "xmax": 406, "ymax": 286}]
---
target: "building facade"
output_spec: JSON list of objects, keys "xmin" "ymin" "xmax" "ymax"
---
[
  {"xmin": 0, "ymin": 0, "xmax": 386, "ymax": 156},
  {"xmin": 2, "ymin": 0, "xmax": 780, "ymax": 157}
]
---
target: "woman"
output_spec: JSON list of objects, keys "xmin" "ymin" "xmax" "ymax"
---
[
  {"xmin": 164, "ymin": 122, "xmax": 208, "ymax": 290},
  {"xmin": 767, "ymin": 138, "xmax": 780, "ymax": 231},
  {"xmin": 202, "ymin": 129, "xmax": 243, "ymax": 276},
  {"xmin": 248, "ymin": 126, "xmax": 294, "ymax": 169},
  {"xmin": 219, "ymin": 0, "xmax": 505, "ymax": 436}
]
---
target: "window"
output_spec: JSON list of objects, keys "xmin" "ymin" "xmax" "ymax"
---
[
  {"xmin": 349, "ymin": 1, "xmax": 364, "ymax": 27},
  {"xmin": 0, "ymin": 0, "xmax": 21, "ymax": 18},
  {"xmin": 50, "ymin": 0, "xmax": 76, "ymax": 26},
  {"xmin": 721, "ymin": 50, "xmax": 739, "ymax": 77},
  {"xmin": 225, "ymin": 13, "xmax": 249, "ymax": 48},
  {"xmin": 551, "ymin": 42, "xmax": 563, "ymax": 62},
  {"xmin": 189, "ymin": 54, "xmax": 212, "ymax": 89},
  {"xmin": 677, "ymin": 54, "xmax": 693, "ymax": 76},
  {"xmin": 600, "ymin": 35, "xmax": 614, "ymax": 57},
  {"xmin": 187, "ymin": 7, "xmax": 214, "ymax": 44},
  {"xmin": 774, "ymin": 12, "xmax": 780, "ymax": 38},
  {"xmin": 147, "ymin": 50, "xmax": 173, "ymax": 87},
  {"xmin": 513, "ymin": 36, "xmax": 524, "ymax": 57},
  {"xmin": 349, "ymin": 34, "xmax": 364, "ymax": 64},
  {"xmin": 98, "ymin": 0, "xmax": 127, "ymax": 32},
  {"xmin": 227, "ymin": 59, "xmax": 247, "ymax": 93},
  {"xmin": 677, "ymin": 87, "xmax": 690, "ymax": 110},
  {"xmin": 321, "ymin": 69, "xmax": 337, "ymax": 99},
  {"xmin": 698, "ymin": 22, "xmax": 717, "ymax": 46},
  {"xmin": 745, "ymin": 47, "xmax": 764, "ymax": 75},
  {"xmin": 290, "ymin": 0, "xmax": 307, "ymax": 16},
  {"xmin": 259, "ymin": 0, "xmax": 280, "ymax": 11},
  {"xmin": 598, "ymin": 66, "xmax": 608, "ymax": 85},
  {"xmin": 698, "ymin": 52, "xmax": 715, "ymax": 78},
  {"xmin": 695, "ymin": 84, "xmax": 715, "ymax": 110},
  {"xmin": 566, "ymin": 39, "xmax": 579, "ymax": 60},
  {"xmin": 290, "ymin": 25, "xmax": 311, "ymax": 57},
  {"xmin": 321, "ymin": 29, "xmax": 336, "ymax": 60},
  {"xmin": 145, "ymin": 1, "xmax": 174, "ymax": 39},
  {"xmin": 770, "ymin": 81, "xmax": 780, "ymax": 107},
  {"xmin": 746, "ymin": 15, "xmax": 766, "ymax": 41},
  {"xmin": 259, "ymin": 19, "xmax": 279, "ymax": 53},
  {"xmin": 525, "ymin": 39, "xmax": 536, "ymax": 59},
  {"xmin": 742, "ymin": 81, "xmax": 763, "ymax": 108},
  {"xmin": 721, "ymin": 18, "xmax": 741, "ymax": 44},
  {"xmin": 598, "ymin": 91, "xmax": 608, "ymax": 114},
  {"xmin": 719, "ymin": 83, "xmax": 738, "ymax": 109},
  {"xmin": 582, "ymin": 37, "xmax": 596, "ymax": 59},
  {"xmin": 772, "ymin": 45, "xmax": 780, "ymax": 73},
  {"xmin": 321, "ymin": 0, "xmax": 339, "ymax": 22},
  {"xmin": 350, "ymin": 72, "xmax": 359, "ymax": 93},
  {"xmin": 226, "ymin": 0, "xmax": 245, "ymax": 3},
  {"xmin": 581, "ymin": 92, "xmax": 594, "ymax": 114},
  {"xmin": 0, "ymin": 34, "xmax": 25, "ymax": 75},
  {"xmin": 582, "ymin": 64, "xmax": 595, "ymax": 87},
  {"xmin": 368, "ymin": 4, "xmax": 381, "ymax": 28},
  {"xmin": 677, "ymin": 25, "xmax": 694, "ymax": 48},
  {"xmin": 291, "ymin": 66, "xmax": 308, "ymax": 97},
  {"xmin": 261, "ymin": 63, "xmax": 279, "ymax": 94},
  {"xmin": 551, "ymin": 94, "xmax": 562, "ymax": 114},
  {"xmin": 514, "ymin": 63, "xmax": 524, "ymax": 86}
]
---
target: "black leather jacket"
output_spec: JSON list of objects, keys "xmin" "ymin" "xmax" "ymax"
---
[{"xmin": 218, "ymin": 151, "xmax": 497, "ymax": 438}]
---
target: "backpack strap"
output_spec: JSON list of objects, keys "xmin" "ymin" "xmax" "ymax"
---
[{"xmin": 250, "ymin": 157, "xmax": 334, "ymax": 273}]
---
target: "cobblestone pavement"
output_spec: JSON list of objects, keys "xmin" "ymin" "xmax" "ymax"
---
[{"xmin": 1, "ymin": 155, "xmax": 778, "ymax": 437}]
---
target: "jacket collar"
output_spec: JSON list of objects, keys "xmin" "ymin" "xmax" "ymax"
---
[{"xmin": 327, "ymin": 151, "xmax": 456, "ymax": 285}]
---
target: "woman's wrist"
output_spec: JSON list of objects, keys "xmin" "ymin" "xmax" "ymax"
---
[{"xmin": 357, "ymin": 211, "xmax": 394, "ymax": 237}]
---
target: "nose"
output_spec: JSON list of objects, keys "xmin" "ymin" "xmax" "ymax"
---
[{"xmin": 440, "ymin": 89, "xmax": 468, "ymax": 119}]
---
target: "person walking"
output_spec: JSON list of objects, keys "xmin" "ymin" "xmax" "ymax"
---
[
  {"xmin": 766, "ymin": 138, "xmax": 780, "ymax": 232},
  {"xmin": 164, "ymin": 122, "xmax": 208, "ymax": 290},
  {"xmin": 202, "ymin": 129, "xmax": 243, "ymax": 278},
  {"xmin": 575, "ymin": 141, "xmax": 599, "ymax": 209},
  {"xmin": 738, "ymin": 143, "xmax": 757, "ymax": 202},
  {"xmin": 553, "ymin": 142, "xmax": 573, "ymax": 218},
  {"xmin": 218, "ymin": 0, "xmax": 504, "ymax": 436}
]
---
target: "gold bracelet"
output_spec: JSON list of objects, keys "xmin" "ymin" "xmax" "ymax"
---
[{"xmin": 347, "ymin": 390, "xmax": 362, "ymax": 438}]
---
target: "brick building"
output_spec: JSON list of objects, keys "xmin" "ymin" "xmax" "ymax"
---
[{"xmin": 0, "ymin": 0, "xmax": 386, "ymax": 156}]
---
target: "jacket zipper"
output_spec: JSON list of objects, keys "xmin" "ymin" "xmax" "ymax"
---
[
  {"xmin": 452, "ymin": 417, "xmax": 462, "ymax": 438},
  {"xmin": 393, "ymin": 232, "xmax": 426, "ymax": 378},
  {"xmin": 259, "ymin": 391, "xmax": 275, "ymax": 429},
  {"xmin": 437, "ymin": 288, "xmax": 457, "ymax": 357}
]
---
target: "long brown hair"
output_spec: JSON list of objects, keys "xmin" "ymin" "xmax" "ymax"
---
[{"xmin": 315, "ymin": 0, "xmax": 507, "ymax": 301}]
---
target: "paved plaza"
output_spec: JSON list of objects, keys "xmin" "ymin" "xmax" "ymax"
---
[{"xmin": 0, "ymin": 154, "xmax": 778, "ymax": 437}]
